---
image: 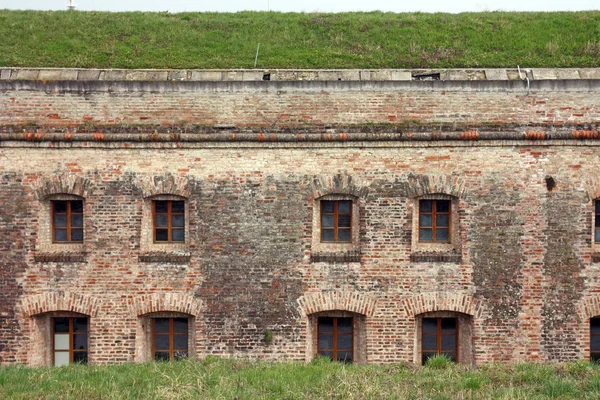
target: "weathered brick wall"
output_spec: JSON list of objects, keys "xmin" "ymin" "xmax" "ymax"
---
[{"xmin": 1, "ymin": 72, "xmax": 600, "ymax": 366}]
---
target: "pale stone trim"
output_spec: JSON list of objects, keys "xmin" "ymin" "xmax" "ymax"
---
[
  {"xmin": 33, "ymin": 175, "xmax": 91, "ymax": 200},
  {"xmin": 130, "ymin": 293, "xmax": 203, "ymax": 317},
  {"xmin": 402, "ymin": 292, "xmax": 483, "ymax": 318},
  {"xmin": 311, "ymin": 174, "xmax": 370, "ymax": 199},
  {"xmin": 135, "ymin": 173, "xmax": 192, "ymax": 199},
  {"xmin": 296, "ymin": 291, "xmax": 377, "ymax": 317},
  {"xmin": 20, "ymin": 291, "xmax": 100, "ymax": 317},
  {"xmin": 406, "ymin": 174, "xmax": 467, "ymax": 199}
]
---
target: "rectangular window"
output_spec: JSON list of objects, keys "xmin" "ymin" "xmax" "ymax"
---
[
  {"xmin": 53, "ymin": 317, "xmax": 88, "ymax": 366},
  {"xmin": 153, "ymin": 318, "xmax": 189, "ymax": 361},
  {"xmin": 592, "ymin": 318, "xmax": 600, "ymax": 362},
  {"xmin": 595, "ymin": 201, "xmax": 600, "ymax": 243},
  {"xmin": 317, "ymin": 317, "xmax": 353, "ymax": 362},
  {"xmin": 419, "ymin": 200, "xmax": 450, "ymax": 243},
  {"xmin": 422, "ymin": 317, "xmax": 457, "ymax": 364},
  {"xmin": 154, "ymin": 200, "xmax": 185, "ymax": 243},
  {"xmin": 321, "ymin": 200, "xmax": 352, "ymax": 243},
  {"xmin": 52, "ymin": 200, "xmax": 83, "ymax": 243}
]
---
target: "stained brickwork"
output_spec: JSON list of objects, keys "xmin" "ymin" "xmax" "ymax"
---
[{"xmin": 1, "ymin": 70, "xmax": 600, "ymax": 366}]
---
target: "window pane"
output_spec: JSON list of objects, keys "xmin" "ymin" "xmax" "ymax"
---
[
  {"xmin": 154, "ymin": 319, "xmax": 170, "ymax": 333},
  {"xmin": 155, "ymin": 201, "xmax": 169, "ymax": 213},
  {"xmin": 321, "ymin": 229, "xmax": 334, "ymax": 242},
  {"xmin": 338, "ymin": 215, "xmax": 351, "ymax": 228},
  {"xmin": 155, "ymin": 352, "xmax": 170, "ymax": 361},
  {"xmin": 423, "ymin": 318, "xmax": 437, "ymax": 334},
  {"xmin": 419, "ymin": 229, "xmax": 432, "ymax": 241},
  {"xmin": 321, "ymin": 201, "xmax": 335, "ymax": 213},
  {"xmin": 174, "ymin": 335, "xmax": 188, "ymax": 351},
  {"xmin": 73, "ymin": 352, "xmax": 88, "ymax": 364},
  {"xmin": 155, "ymin": 214, "xmax": 169, "ymax": 227},
  {"xmin": 54, "ymin": 351, "xmax": 70, "ymax": 367},
  {"xmin": 442, "ymin": 352, "xmax": 457, "ymax": 362},
  {"xmin": 172, "ymin": 215, "xmax": 185, "ymax": 227},
  {"xmin": 422, "ymin": 335, "xmax": 437, "ymax": 351},
  {"xmin": 337, "ymin": 318, "xmax": 353, "ymax": 333},
  {"xmin": 70, "ymin": 200, "xmax": 83, "ymax": 213},
  {"xmin": 155, "ymin": 335, "xmax": 170, "ymax": 351},
  {"xmin": 592, "ymin": 353, "xmax": 600, "ymax": 363},
  {"xmin": 172, "ymin": 229, "xmax": 185, "ymax": 242},
  {"xmin": 422, "ymin": 352, "xmax": 435, "ymax": 365},
  {"xmin": 319, "ymin": 317, "xmax": 333, "ymax": 332},
  {"xmin": 54, "ymin": 318, "xmax": 70, "ymax": 333},
  {"xmin": 436, "ymin": 201, "xmax": 450, "ymax": 213},
  {"xmin": 54, "ymin": 229, "xmax": 67, "ymax": 242},
  {"xmin": 596, "ymin": 230, "xmax": 600, "ymax": 243},
  {"xmin": 436, "ymin": 228, "xmax": 449, "ymax": 242},
  {"xmin": 74, "ymin": 318, "xmax": 88, "ymax": 332},
  {"xmin": 174, "ymin": 351, "xmax": 188, "ymax": 360},
  {"xmin": 318, "ymin": 334, "xmax": 333, "ymax": 351},
  {"xmin": 419, "ymin": 214, "xmax": 432, "ymax": 227},
  {"xmin": 321, "ymin": 215, "xmax": 335, "ymax": 228},
  {"xmin": 74, "ymin": 334, "xmax": 88, "ymax": 350},
  {"xmin": 442, "ymin": 336, "xmax": 456, "ymax": 351},
  {"xmin": 71, "ymin": 214, "xmax": 83, "ymax": 227},
  {"xmin": 436, "ymin": 214, "xmax": 449, "ymax": 227},
  {"xmin": 338, "ymin": 229, "xmax": 351, "ymax": 242},
  {"xmin": 338, "ymin": 335, "xmax": 352, "ymax": 351},
  {"xmin": 318, "ymin": 352, "xmax": 333, "ymax": 360},
  {"xmin": 596, "ymin": 201, "xmax": 600, "ymax": 213},
  {"xmin": 54, "ymin": 214, "xmax": 67, "ymax": 227},
  {"xmin": 172, "ymin": 201, "xmax": 185, "ymax": 213},
  {"xmin": 71, "ymin": 229, "xmax": 83, "ymax": 242},
  {"xmin": 595, "ymin": 215, "xmax": 600, "ymax": 226},
  {"xmin": 591, "ymin": 319, "xmax": 600, "ymax": 335},
  {"xmin": 156, "ymin": 229, "xmax": 169, "ymax": 241},
  {"xmin": 173, "ymin": 318, "xmax": 188, "ymax": 333},
  {"xmin": 420, "ymin": 200, "xmax": 433, "ymax": 212},
  {"xmin": 337, "ymin": 352, "xmax": 352, "ymax": 363},
  {"xmin": 338, "ymin": 201, "xmax": 351, "ymax": 213},
  {"xmin": 53, "ymin": 200, "xmax": 68, "ymax": 213},
  {"xmin": 54, "ymin": 334, "xmax": 70, "ymax": 351},
  {"xmin": 441, "ymin": 318, "xmax": 457, "ymax": 334},
  {"xmin": 592, "ymin": 336, "xmax": 600, "ymax": 352}
]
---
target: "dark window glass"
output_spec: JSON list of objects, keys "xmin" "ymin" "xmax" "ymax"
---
[
  {"xmin": 54, "ymin": 230, "xmax": 68, "ymax": 242},
  {"xmin": 596, "ymin": 201, "xmax": 600, "ymax": 243},
  {"xmin": 155, "ymin": 335, "xmax": 170, "ymax": 351},
  {"xmin": 153, "ymin": 318, "xmax": 189, "ymax": 361},
  {"xmin": 423, "ymin": 318, "xmax": 437, "ymax": 334},
  {"xmin": 318, "ymin": 334, "xmax": 333, "ymax": 351},
  {"xmin": 73, "ymin": 352, "xmax": 88, "ymax": 364},
  {"xmin": 591, "ymin": 318, "xmax": 600, "ymax": 362},
  {"xmin": 419, "ymin": 199, "xmax": 451, "ymax": 243},
  {"xmin": 422, "ymin": 335, "xmax": 437, "ymax": 351},
  {"xmin": 155, "ymin": 352, "xmax": 170, "ymax": 361},
  {"xmin": 422, "ymin": 317, "xmax": 458, "ymax": 365},
  {"xmin": 54, "ymin": 318, "xmax": 69, "ymax": 333},
  {"xmin": 52, "ymin": 200, "xmax": 84, "ymax": 243},
  {"xmin": 74, "ymin": 334, "xmax": 88, "ymax": 350},
  {"xmin": 154, "ymin": 318, "xmax": 170, "ymax": 333},
  {"xmin": 53, "ymin": 317, "xmax": 88, "ymax": 366},
  {"xmin": 155, "ymin": 201, "xmax": 169, "ymax": 213},
  {"xmin": 317, "ymin": 317, "xmax": 353, "ymax": 363},
  {"xmin": 154, "ymin": 200, "xmax": 185, "ymax": 243},
  {"xmin": 320, "ymin": 200, "xmax": 352, "ymax": 243},
  {"xmin": 173, "ymin": 318, "xmax": 188, "ymax": 333}
]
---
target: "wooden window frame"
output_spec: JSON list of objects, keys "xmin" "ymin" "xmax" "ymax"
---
[
  {"xmin": 421, "ymin": 317, "xmax": 458, "ymax": 364},
  {"xmin": 418, "ymin": 199, "xmax": 451, "ymax": 243},
  {"xmin": 153, "ymin": 200, "xmax": 185, "ymax": 243},
  {"xmin": 52, "ymin": 317, "xmax": 88, "ymax": 366},
  {"xmin": 52, "ymin": 200, "xmax": 84, "ymax": 243},
  {"xmin": 152, "ymin": 317, "xmax": 189, "ymax": 361},
  {"xmin": 320, "ymin": 200, "xmax": 352, "ymax": 243},
  {"xmin": 317, "ymin": 316, "xmax": 354, "ymax": 363},
  {"xmin": 591, "ymin": 318, "xmax": 600, "ymax": 362},
  {"xmin": 595, "ymin": 200, "xmax": 600, "ymax": 243}
]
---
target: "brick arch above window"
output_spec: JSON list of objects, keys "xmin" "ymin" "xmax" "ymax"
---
[
  {"xmin": 20, "ymin": 291, "xmax": 100, "ymax": 318},
  {"xmin": 129, "ymin": 293, "xmax": 203, "ymax": 317},
  {"xmin": 405, "ymin": 174, "xmax": 467, "ymax": 200},
  {"xmin": 402, "ymin": 292, "xmax": 484, "ymax": 319},
  {"xmin": 584, "ymin": 177, "xmax": 600, "ymax": 202},
  {"xmin": 135, "ymin": 173, "xmax": 192, "ymax": 199},
  {"xmin": 296, "ymin": 291, "xmax": 378, "ymax": 318},
  {"xmin": 579, "ymin": 296, "xmax": 600, "ymax": 320},
  {"xmin": 311, "ymin": 174, "xmax": 370, "ymax": 199},
  {"xmin": 33, "ymin": 175, "xmax": 91, "ymax": 200}
]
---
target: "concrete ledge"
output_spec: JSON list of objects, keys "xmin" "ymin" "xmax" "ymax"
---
[{"xmin": 1, "ymin": 67, "xmax": 599, "ymax": 82}]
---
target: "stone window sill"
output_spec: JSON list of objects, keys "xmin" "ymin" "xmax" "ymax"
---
[
  {"xmin": 410, "ymin": 252, "xmax": 462, "ymax": 263},
  {"xmin": 311, "ymin": 250, "xmax": 361, "ymax": 263},
  {"xmin": 138, "ymin": 251, "xmax": 191, "ymax": 264},
  {"xmin": 34, "ymin": 252, "xmax": 87, "ymax": 263}
]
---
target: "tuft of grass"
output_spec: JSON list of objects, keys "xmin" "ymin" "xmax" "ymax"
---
[
  {"xmin": 425, "ymin": 354, "xmax": 453, "ymax": 369},
  {"xmin": 0, "ymin": 10, "xmax": 599, "ymax": 69}
]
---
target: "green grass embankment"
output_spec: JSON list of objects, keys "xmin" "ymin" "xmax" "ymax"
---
[{"xmin": 0, "ymin": 10, "xmax": 599, "ymax": 69}]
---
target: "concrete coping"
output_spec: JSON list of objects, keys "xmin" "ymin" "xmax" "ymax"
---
[{"xmin": 1, "ymin": 67, "xmax": 600, "ymax": 82}]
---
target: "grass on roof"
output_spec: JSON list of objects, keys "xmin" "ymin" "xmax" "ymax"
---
[{"xmin": 0, "ymin": 10, "xmax": 599, "ymax": 69}]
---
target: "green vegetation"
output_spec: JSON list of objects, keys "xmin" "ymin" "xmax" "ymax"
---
[
  {"xmin": 2, "ymin": 358, "xmax": 600, "ymax": 399},
  {"xmin": 0, "ymin": 10, "xmax": 599, "ymax": 69}
]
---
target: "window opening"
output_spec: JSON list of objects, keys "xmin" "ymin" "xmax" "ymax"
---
[
  {"xmin": 152, "ymin": 318, "xmax": 189, "ymax": 361},
  {"xmin": 422, "ymin": 317, "xmax": 457, "ymax": 364},
  {"xmin": 592, "ymin": 318, "xmax": 600, "ymax": 362},
  {"xmin": 52, "ymin": 200, "xmax": 83, "ymax": 243},
  {"xmin": 153, "ymin": 200, "xmax": 185, "ymax": 243},
  {"xmin": 321, "ymin": 200, "xmax": 352, "ymax": 243},
  {"xmin": 419, "ymin": 200, "xmax": 450, "ymax": 243},
  {"xmin": 595, "ymin": 201, "xmax": 600, "ymax": 243},
  {"xmin": 317, "ymin": 317, "xmax": 353, "ymax": 363},
  {"xmin": 53, "ymin": 317, "xmax": 88, "ymax": 366}
]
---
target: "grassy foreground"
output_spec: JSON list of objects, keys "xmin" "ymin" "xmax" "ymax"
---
[
  {"xmin": 0, "ymin": 10, "xmax": 599, "ymax": 69},
  {"xmin": 2, "ymin": 358, "xmax": 600, "ymax": 399}
]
